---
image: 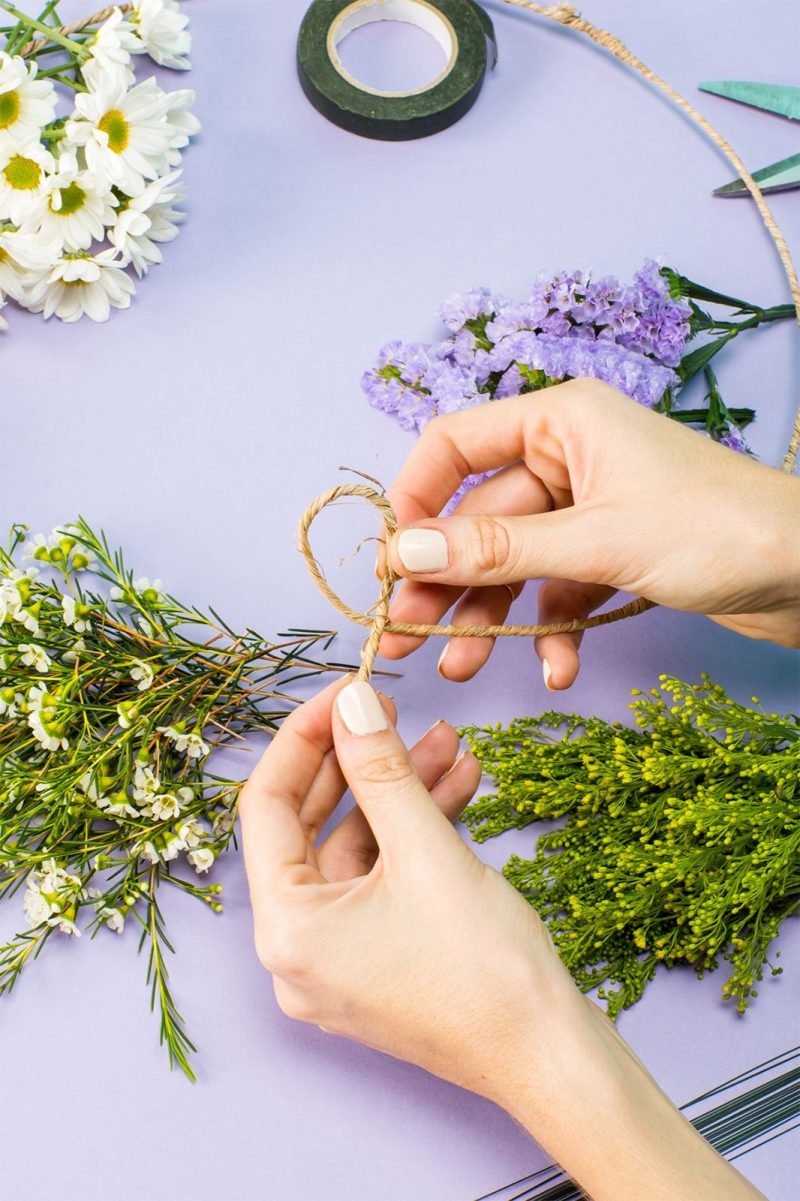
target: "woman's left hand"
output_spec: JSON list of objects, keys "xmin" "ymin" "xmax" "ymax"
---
[{"xmin": 238, "ymin": 674, "xmax": 584, "ymax": 1096}]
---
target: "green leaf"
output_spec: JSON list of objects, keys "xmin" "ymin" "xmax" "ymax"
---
[{"xmin": 677, "ymin": 333, "xmax": 733, "ymax": 386}]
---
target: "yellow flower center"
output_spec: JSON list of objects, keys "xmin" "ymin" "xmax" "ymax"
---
[
  {"xmin": 0, "ymin": 246, "xmax": 6, "ymax": 264},
  {"xmin": 3, "ymin": 155, "xmax": 41, "ymax": 191},
  {"xmin": 98, "ymin": 109, "xmax": 130, "ymax": 153},
  {"xmin": 0, "ymin": 90, "xmax": 21, "ymax": 130},
  {"xmin": 52, "ymin": 181, "xmax": 86, "ymax": 216}
]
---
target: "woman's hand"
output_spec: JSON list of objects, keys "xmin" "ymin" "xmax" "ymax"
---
[
  {"xmin": 240, "ymin": 675, "xmax": 765, "ymax": 1201},
  {"xmin": 239, "ymin": 675, "xmax": 582, "ymax": 1095},
  {"xmin": 380, "ymin": 380, "xmax": 800, "ymax": 688}
]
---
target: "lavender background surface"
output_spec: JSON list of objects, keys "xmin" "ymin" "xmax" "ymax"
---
[{"xmin": 2, "ymin": 2, "xmax": 800, "ymax": 1198}]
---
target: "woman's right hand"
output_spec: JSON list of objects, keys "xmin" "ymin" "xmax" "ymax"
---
[{"xmin": 379, "ymin": 380, "xmax": 800, "ymax": 688}]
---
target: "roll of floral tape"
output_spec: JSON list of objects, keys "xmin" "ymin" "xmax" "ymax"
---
[{"xmin": 297, "ymin": 0, "xmax": 492, "ymax": 141}]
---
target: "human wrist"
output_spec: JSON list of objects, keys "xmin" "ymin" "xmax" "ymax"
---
[{"xmin": 490, "ymin": 995, "xmax": 764, "ymax": 1201}]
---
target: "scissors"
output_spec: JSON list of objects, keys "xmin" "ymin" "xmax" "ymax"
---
[{"xmin": 699, "ymin": 80, "xmax": 800, "ymax": 196}]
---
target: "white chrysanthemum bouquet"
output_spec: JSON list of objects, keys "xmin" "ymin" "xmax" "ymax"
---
[{"xmin": 0, "ymin": 0, "xmax": 198, "ymax": 325}]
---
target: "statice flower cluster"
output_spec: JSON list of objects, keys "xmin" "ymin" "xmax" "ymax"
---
[{"xmin": 362, "ymin": 263, "xmax": 692, "ymax": 441}]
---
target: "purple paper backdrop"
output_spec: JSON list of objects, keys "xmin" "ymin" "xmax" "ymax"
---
[{"xmin": 2, "ymin": 2, "xmax": 799, "ymax": 1198}]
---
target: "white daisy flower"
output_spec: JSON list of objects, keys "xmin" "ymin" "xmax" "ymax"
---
[
  {"xmin": 62, "ymin": 638, "xmax": 86, "ymax": 664},
  {"xmin": 35, "ymin": 150, "xmax": 118, "ymax": 252},
  {"xmin": 19, "ymin": 642, "xmax": 51, "ymax": 673},
  {"xmin": 0, "ymin": 686, "xmax": 21, "ymax": 718},
  {"xmin": 157, "ymin": 724, "xmax": 209, "ymax": 759},
  {"xmin": 149, "ymin": 792, "xmax": 182, "ymax": 821},
  {"xmin": 23, "ymin": 882, "xmax": 52, "ymax": 926},
  {"xmin": 26, "ymin": 247, "xmax": 135, "ymax": 323},
  {"xmin": 0, "ymin": 52, "xmax": 57, "ymax": 149},
  {"xmin": 66, "ymin": 76, "xmax": 172, "ymax": 198},
  {"xmin": 130, "ymin": 660, "xmax": 154, "ymax": 691},
  {"xmin": 81, "ymin": 8, "xmax": 138, "ymax": 92},
  {"xmin": 0, "ymin": 225, "xmax": 55, "ymax": 302},
  {"xmin": 126, "ymin": 0, "xmax": 191, "ymax": 70},
  {"xmin": 61, "ymin": 594, "xmax": 91, "ymax": 633},
  {"xmin": 187, "ymin": 847, "xmax": 215, "ymax": 874},
  {"xmin": 97, "ymin": 793, "xmax": 139, "ymax": 818},
  {"xmin": 0, "ymin": 139, "xmax": 54, "ymax": 226},
  {"xmin": 116, "ymin": 700, "xmax": 139, "ymax": 729},
  {"xmin": 0, "ymin": 579, "xmax": 22, "ymax": 623},
  {"xmin": 176, "ymin": 817, "xmax": 204, "ymax": 849},
  {"xmin": 99, "ymin": 906, "xmax": 125, "ymax": 933},
  {"xmin": 28, "ymin": 707, "xmax": 68, "ymax": 752},
  {"xmin": 110, "ymin": 168, "xmax": 183, "ymax": 276},
  {"xmin": 163, "ymin": 87, "xmax": 200, "ymax": 165}
]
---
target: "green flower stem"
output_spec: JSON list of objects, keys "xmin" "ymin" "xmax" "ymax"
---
[
  {"xmin": 0, "ymin": 0, "xmax": 86, "ymax": 56},
  {"xmin": 670, "ymin": 406, "xmax": 756, "ymax": 427},
  {"xmin": 37, "ymin": 68, "xmax": 82, "ymax": 89}
]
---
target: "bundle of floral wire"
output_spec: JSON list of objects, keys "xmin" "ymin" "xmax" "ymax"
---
[
  {"xmin": 0, "ymin": 519, "xmax": 338, "ymax": 1079},
  {"xmin": 462, "ymin": 676, "xmax": 800, "ymax": 1017},
  {"xmin": 0, "ymin": 0, "xmax": 198, "ymax": 325}
]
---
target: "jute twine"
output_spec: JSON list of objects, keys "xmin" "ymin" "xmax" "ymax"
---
[{"xmin": 299, "ymin": 2, "xmax": 800, "ymax": 682}]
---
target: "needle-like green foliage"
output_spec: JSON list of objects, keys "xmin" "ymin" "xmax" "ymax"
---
[
  {"xmin": 462, "ymin": 676, "xmax": 800, "ymax": 1016},
  {"xmin": 0, "ymin": 519, "xmax": 337, "ymax": 1079}
]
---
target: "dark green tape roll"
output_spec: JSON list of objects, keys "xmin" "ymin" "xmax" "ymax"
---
[{"xmin": 297, "ymin": 0, "xmax": 491, "ymax": 141}]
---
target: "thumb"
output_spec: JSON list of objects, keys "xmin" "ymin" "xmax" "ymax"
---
[
  {"xmin": 332, "ymin": 680, "xmax": 456, "ymax": 860},
  {"xmin": 387, "ymin": 508, "xmax": 613, "ymax": 589}
]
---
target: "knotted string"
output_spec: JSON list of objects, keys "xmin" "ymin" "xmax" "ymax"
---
[{"xmin": 297, "ymin": 482, "xmax": 656, "ymax": 681}]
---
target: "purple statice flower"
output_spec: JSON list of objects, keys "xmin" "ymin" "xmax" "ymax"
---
[
  {"xmin": 718, "ymin": 423, "xmax": 749, "ymax": 454},
  {"xmin": 570, "ymin": 275, "xmax": 622, "ymax": 324},
  {"xmin": 485, "ymin": 298, "xmax": 549, "ymax": 343},
  {"xmin": 362, "ymin": 340, "xmax": 440, "ymax": 431},
  {"xmin": 438, "ymin": 286, "xmax": 498, "ymax": 332},
  {"xmin": 362, "ymin": 260, "xmax": 697, "ymax": 499},
  {"xmin": 419, "ymin": 359, "xmax": 482, "ymax": 416}
]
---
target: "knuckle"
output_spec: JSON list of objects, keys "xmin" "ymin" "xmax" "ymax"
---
[
  {"xmin": 357, "ymin": 750, "xmax": 417, "ymax": 788},
  {"xmin": 274, "ymin": 981, "xmax": 317, "ymax": 1025},
  {"xmin": 255, "ymin": 921, "xmax": 303, "ymax": 980},
  {"xmin": 469, "ymin": 515, "xmax": 512, "ymax": 574}
]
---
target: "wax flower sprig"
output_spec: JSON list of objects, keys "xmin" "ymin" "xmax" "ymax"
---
[
  {"xmin": 363, "ymin": 262, "xmax": 793, "ymax": 491},
  {"xmin": 0, "ymin": 520, "xmax": 337, "ymax": 1079},
  {"xmin": 0, "ymin": 0, "xmax": 197, "ymax": 326},
  {"xmin": 462, "ymin": 676, "xmax": 800, "ymax": 1017}
]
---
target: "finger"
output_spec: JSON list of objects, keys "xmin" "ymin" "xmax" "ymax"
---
[
  {"xmin": 332, "ymin": 680, "xmax": 459, "ymax": 861},
  {"xmin": 388, "ymin": 391, "xmax": 580, "ymax": 527},
  {"xmin": 437, "ymin": 581, "xmax": 525, "ymax": 681},
  {"xmin": 429, "ymin": 747, "xmax": 482, "ymax": 821},
  {"xmin": 533, "ymin": 579, "xmax": 617, "ymax": 691},
  {"xmin": 380, "ymin": 461, "xmax": 554, "ymax": 661},
  {"xmin": 299, "ymin": 694, "xmax": 398, "ymax": 841},
  {"xmin": 387, "ymin": 504, "xmax": 611, "ymax": 591},
  {"xmin": 239, "ymin": 675, "xmax": 352, "ymax": 895},
  {"xmin": 318, "ymin": 719, "xmax": 461, "ymax": 881}
]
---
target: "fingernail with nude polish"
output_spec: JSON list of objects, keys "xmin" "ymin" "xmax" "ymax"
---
[
  {"xmin": 337, "ymin": 681, "xmax": 389, "ymax": 735},
  {"xmin": 396, "ymin": 528, "xmax": 448, "ymax": 573},
  {"xmin": 437, "ymin": 646, "xmax": 449, "ymax": 679},
  {"xmin": 542, "ymin": 659, "xmax": 555, "ymax": 691}
]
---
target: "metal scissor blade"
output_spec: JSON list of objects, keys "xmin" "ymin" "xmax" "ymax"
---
[
  {"xmin": 713, "ymin": 151, "xmax": 800, "ymax": 196},
  {"xmin": 700, "ymin": 80, "xmax": 800, "ymax": 121}
]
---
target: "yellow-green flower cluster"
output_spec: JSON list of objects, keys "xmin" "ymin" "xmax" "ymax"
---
[{"xmin": 462, "ymin": 675, "xmax": 799, "ymax": 1017}]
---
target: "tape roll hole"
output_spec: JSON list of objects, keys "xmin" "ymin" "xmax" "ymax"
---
[{"xmin": 329, "ymin": 0, "xmax": 457, "ymax": 98}]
